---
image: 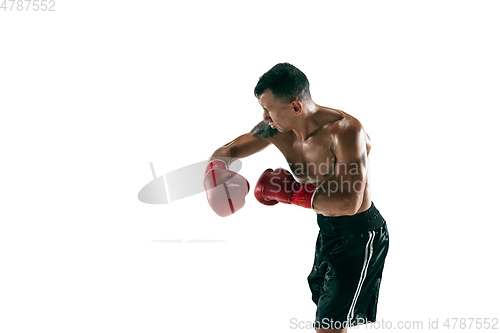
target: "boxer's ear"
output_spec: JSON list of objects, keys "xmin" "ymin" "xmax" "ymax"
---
[{"xmin": 291, "ymin": 101, "xmax": 302, "ymax": 115}]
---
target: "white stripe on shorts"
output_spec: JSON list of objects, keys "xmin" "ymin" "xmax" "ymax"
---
[{"xmin": 346, "ymin": 230, "xmax": 375, "ymax": 325}]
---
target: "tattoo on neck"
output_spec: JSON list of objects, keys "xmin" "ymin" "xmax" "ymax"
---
[{"xmin": 251, "ymin": 121, "xmax": 278, "ymax": 139}]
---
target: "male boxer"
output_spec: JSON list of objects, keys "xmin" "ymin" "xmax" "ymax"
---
[{"xmin": 204, "ymin": 63, "xmax": 389, "ymax": 333}]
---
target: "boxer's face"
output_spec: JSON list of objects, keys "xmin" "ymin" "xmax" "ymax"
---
[{"xmin": 258, "ymin": 89, "xmax": 295, "ymax": 132}]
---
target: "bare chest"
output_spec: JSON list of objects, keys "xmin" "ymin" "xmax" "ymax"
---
[{"xmin": 274, "ymin": 134, "xmax": 336, "ymax": 184}]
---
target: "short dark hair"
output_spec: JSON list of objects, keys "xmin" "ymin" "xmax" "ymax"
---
[{"xmin": 254, "ymin": 63, "xmax": 311, "ymax": 103}]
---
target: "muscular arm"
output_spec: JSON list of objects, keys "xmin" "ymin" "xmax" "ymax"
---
[
  {"xmin": 209, "ymin": 121, "xmax": 277, "ymax": 166},
  {"xmin": 312, "ymin": 120, "xmax": 368, "ymax": 215}
]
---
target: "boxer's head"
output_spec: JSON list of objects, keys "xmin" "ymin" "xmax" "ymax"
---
[
  {"xmin": 254, "ymin": 63, "xmax": 311, "ymax": 132},
  {"xmin": 254, "ymin": 63, "xmax": 311, "ymax": 104},
  {"xmin": 255, "ymin": 63, "xmax": 312, "ymax": 133}
]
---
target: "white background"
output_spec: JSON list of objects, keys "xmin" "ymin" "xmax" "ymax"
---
[{"xmin": 1, "ymin": 1, "xmax": 499, "ymax": 332}]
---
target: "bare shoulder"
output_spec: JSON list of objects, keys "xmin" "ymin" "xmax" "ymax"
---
[
  {"xmin": 328, "ymin": 114, "xmax": 370, "ymax": 160},
  {"xmin": 332, "ymin": 115, "xmax": 362, "ymax": 134},
  {"xmin": 315, "ymin": 108, "xmax": 362, "ymax": 139}
]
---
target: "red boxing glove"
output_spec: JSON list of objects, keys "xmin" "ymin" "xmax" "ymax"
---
[
  {"xmin": 204, "ymin": 160, "xmax": 250, "ymax": 217},
  {"xmin": 254, "ymin": 168, "xmax": 318, "ymax": 209}
]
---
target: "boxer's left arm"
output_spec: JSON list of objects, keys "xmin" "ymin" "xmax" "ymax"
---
[
  {"xmin": 312, "ymin": 120, "xmax": 368, "ymax": 216},
  {"xmin": 204, "ymin": 122, "xmax": 277, "ymax": 217},
  {"xmin": 209, "ymin": 121, "xmax": 276, "ymax": 167}
]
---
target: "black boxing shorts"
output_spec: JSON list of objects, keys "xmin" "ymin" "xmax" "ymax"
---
[{"xmin": 307, "ymin": 202, "xmax": 389, "ymax": 329}]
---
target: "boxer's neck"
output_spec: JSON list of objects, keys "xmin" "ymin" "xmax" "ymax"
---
[{"xmin": 291, "ymin": 101, "xmax": 321, "ymax": 141}]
